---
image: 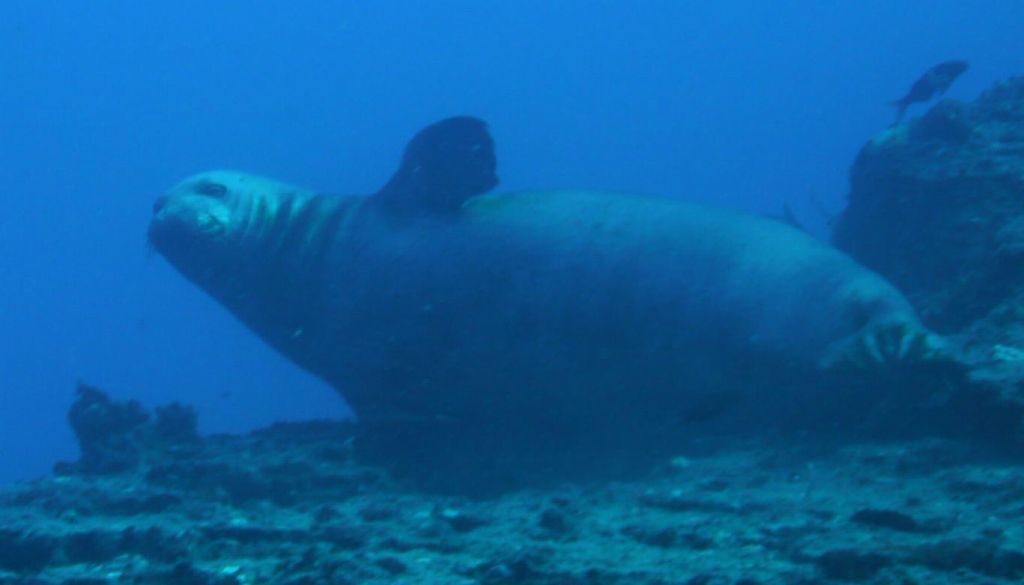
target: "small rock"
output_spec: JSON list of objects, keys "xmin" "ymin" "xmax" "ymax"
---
[
  {"xmin": 538, "ymin": 509, "xmax": 569, "ymax": 534},
  {"xmin": 850, "ymin": 508, "xmax": 921, "ymax": 532},
  {"xmin": 0, "ymin": 529, "xmax": 57, "ymax": 572},
  {"xmin": 914, "ymin": 538, "xmax": 1024, "ymax": 578},
  {"xmin": 681, "ymin": 530, "xmax": 715, "ymax": 550},
  {"xmin": 621, "ymin": 525, "xmax": 676, "ymax": 548},
  {"xmin": 640, "ymin": 490, "xmax": 735, "ymax": 514},
  {"xmin": 438, "ymin": 508, "xmax": 489, "ymax": 533},
  {"xmin": 63, "ymin": 530, "xmax": 119, "ymax": 564},
  {"xmin": 376, "ymin": 555, "xmax": 408, "ymax": 575},
  {"xmin": 359, "ymin": 503, "xmax": 398, "ymax": 522},
  {"xmin": 162, "ymin": 560, "xmax": 238, "ymax": 585},
  {"xmin": 67, "ymin": 383, "xmax": 150, "ymax": 474},
  {"xmin": 312, "ymin": 505, "xmax": 339, "ymax": 524},
  {"xmin": 319, "ymin": 526, "xmax": 368, "ymax": 550},
  {"xmin": 684, "ymin": 576, "xmax": 729, "ymax": 585},
  {"xmin": 817, "ymin": 549, "xmax": 890, "ymax": 581},
  {"xmin": 477, "ymin": 548, "xmax": 547, "ymax": 584},
  {"xmin": 153, "ymin": 402, "xmax": 199, "ymax": 441}
]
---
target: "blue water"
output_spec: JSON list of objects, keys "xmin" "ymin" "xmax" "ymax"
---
[{"xmin": 0, "ymin": 1, "xmax": 1021, "ymax": 484}]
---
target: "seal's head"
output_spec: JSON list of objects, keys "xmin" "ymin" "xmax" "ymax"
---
[
  {"xmin": 151, "ymin": 172, "xmax": 250, "ymax": 288},
  {"xmin": 148, "ymin": 170, "xmax": 322, "ymax": 306},
  {"xmin": 150, "ymin": 172, "xmax": 232, "ymax": 253}
]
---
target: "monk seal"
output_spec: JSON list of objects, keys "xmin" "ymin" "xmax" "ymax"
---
[{"xmin": 148, "ymin": 117, "xmax": 952, "ymax": 447}]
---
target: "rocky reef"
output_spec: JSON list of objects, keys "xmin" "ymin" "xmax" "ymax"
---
[
  {"xmin": 834, "ymin": 76, "xmax": 1024, "ymax": 416},
  {"xmin": 835, "ymin": 77, "xmax": 1024, "ymax": 334},
  {"xmin": 2, "ymin": 384, "xmax": 1024, "ymax": 584}
]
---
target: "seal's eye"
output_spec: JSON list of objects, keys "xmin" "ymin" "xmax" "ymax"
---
[{"xmin": 195, "ymin": 181, "xmax": 228, "ymax": 198}]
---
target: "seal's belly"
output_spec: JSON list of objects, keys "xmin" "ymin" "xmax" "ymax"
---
[{"xmin": 320, "ymin": 195, "xmax": 848, "ymax": 420}]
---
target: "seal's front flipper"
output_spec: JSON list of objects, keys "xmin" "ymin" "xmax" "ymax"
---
[{"xmin": 374, "ymin": 116, "xmax": 498, "ymax": 214}]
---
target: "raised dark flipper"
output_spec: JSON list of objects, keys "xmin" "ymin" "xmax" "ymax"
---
[{"xmin": 373, "ymin": 116, "xmax": 499, "ymax": 214}]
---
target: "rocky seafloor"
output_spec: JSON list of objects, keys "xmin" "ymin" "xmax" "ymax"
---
[{"xmin": 2, "ymin": 385, "xmax": 1024, "ymax": 585}]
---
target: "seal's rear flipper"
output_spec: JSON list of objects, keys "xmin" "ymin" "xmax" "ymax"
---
[
  {"xmin": 819, "ymin": 315, "xmax": 961, "ymax": 373},
  {"xmin": 374, "ymin": 116, "xmax": 498, "ymax": 214}
]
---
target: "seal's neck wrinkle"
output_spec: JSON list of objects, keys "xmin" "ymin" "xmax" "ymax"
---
[
  {"xmin": 244, "ymin": 192, "xmax": 360, "ymax": 267},
  {"xmin": 228, "ymin": 192, "xmax": 364, "ymax": 355}
]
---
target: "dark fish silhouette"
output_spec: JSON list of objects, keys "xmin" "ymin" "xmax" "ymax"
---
[{"xmin": 891, "ymin": 60, "xmax": 968, "ymax": 122}]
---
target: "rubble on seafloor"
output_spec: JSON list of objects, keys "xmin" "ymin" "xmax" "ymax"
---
[{"xmin": 1, "ymin": 384, "xmax": 1023, "ymax": 584}]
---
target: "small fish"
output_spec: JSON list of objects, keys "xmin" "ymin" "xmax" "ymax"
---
[{"xmin": 891, "ymin": 60, "xmax": 968, "ymax": 122}]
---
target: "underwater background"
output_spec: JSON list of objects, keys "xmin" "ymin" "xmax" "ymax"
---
[{"xmin": 1, "ymin": 0, "xmax": 1022, "ymax": 486}]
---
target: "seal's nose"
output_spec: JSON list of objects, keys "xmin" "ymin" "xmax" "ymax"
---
[{"xmin": 152, "ymin": 196, "xmax": 168, "ymax": 215}]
